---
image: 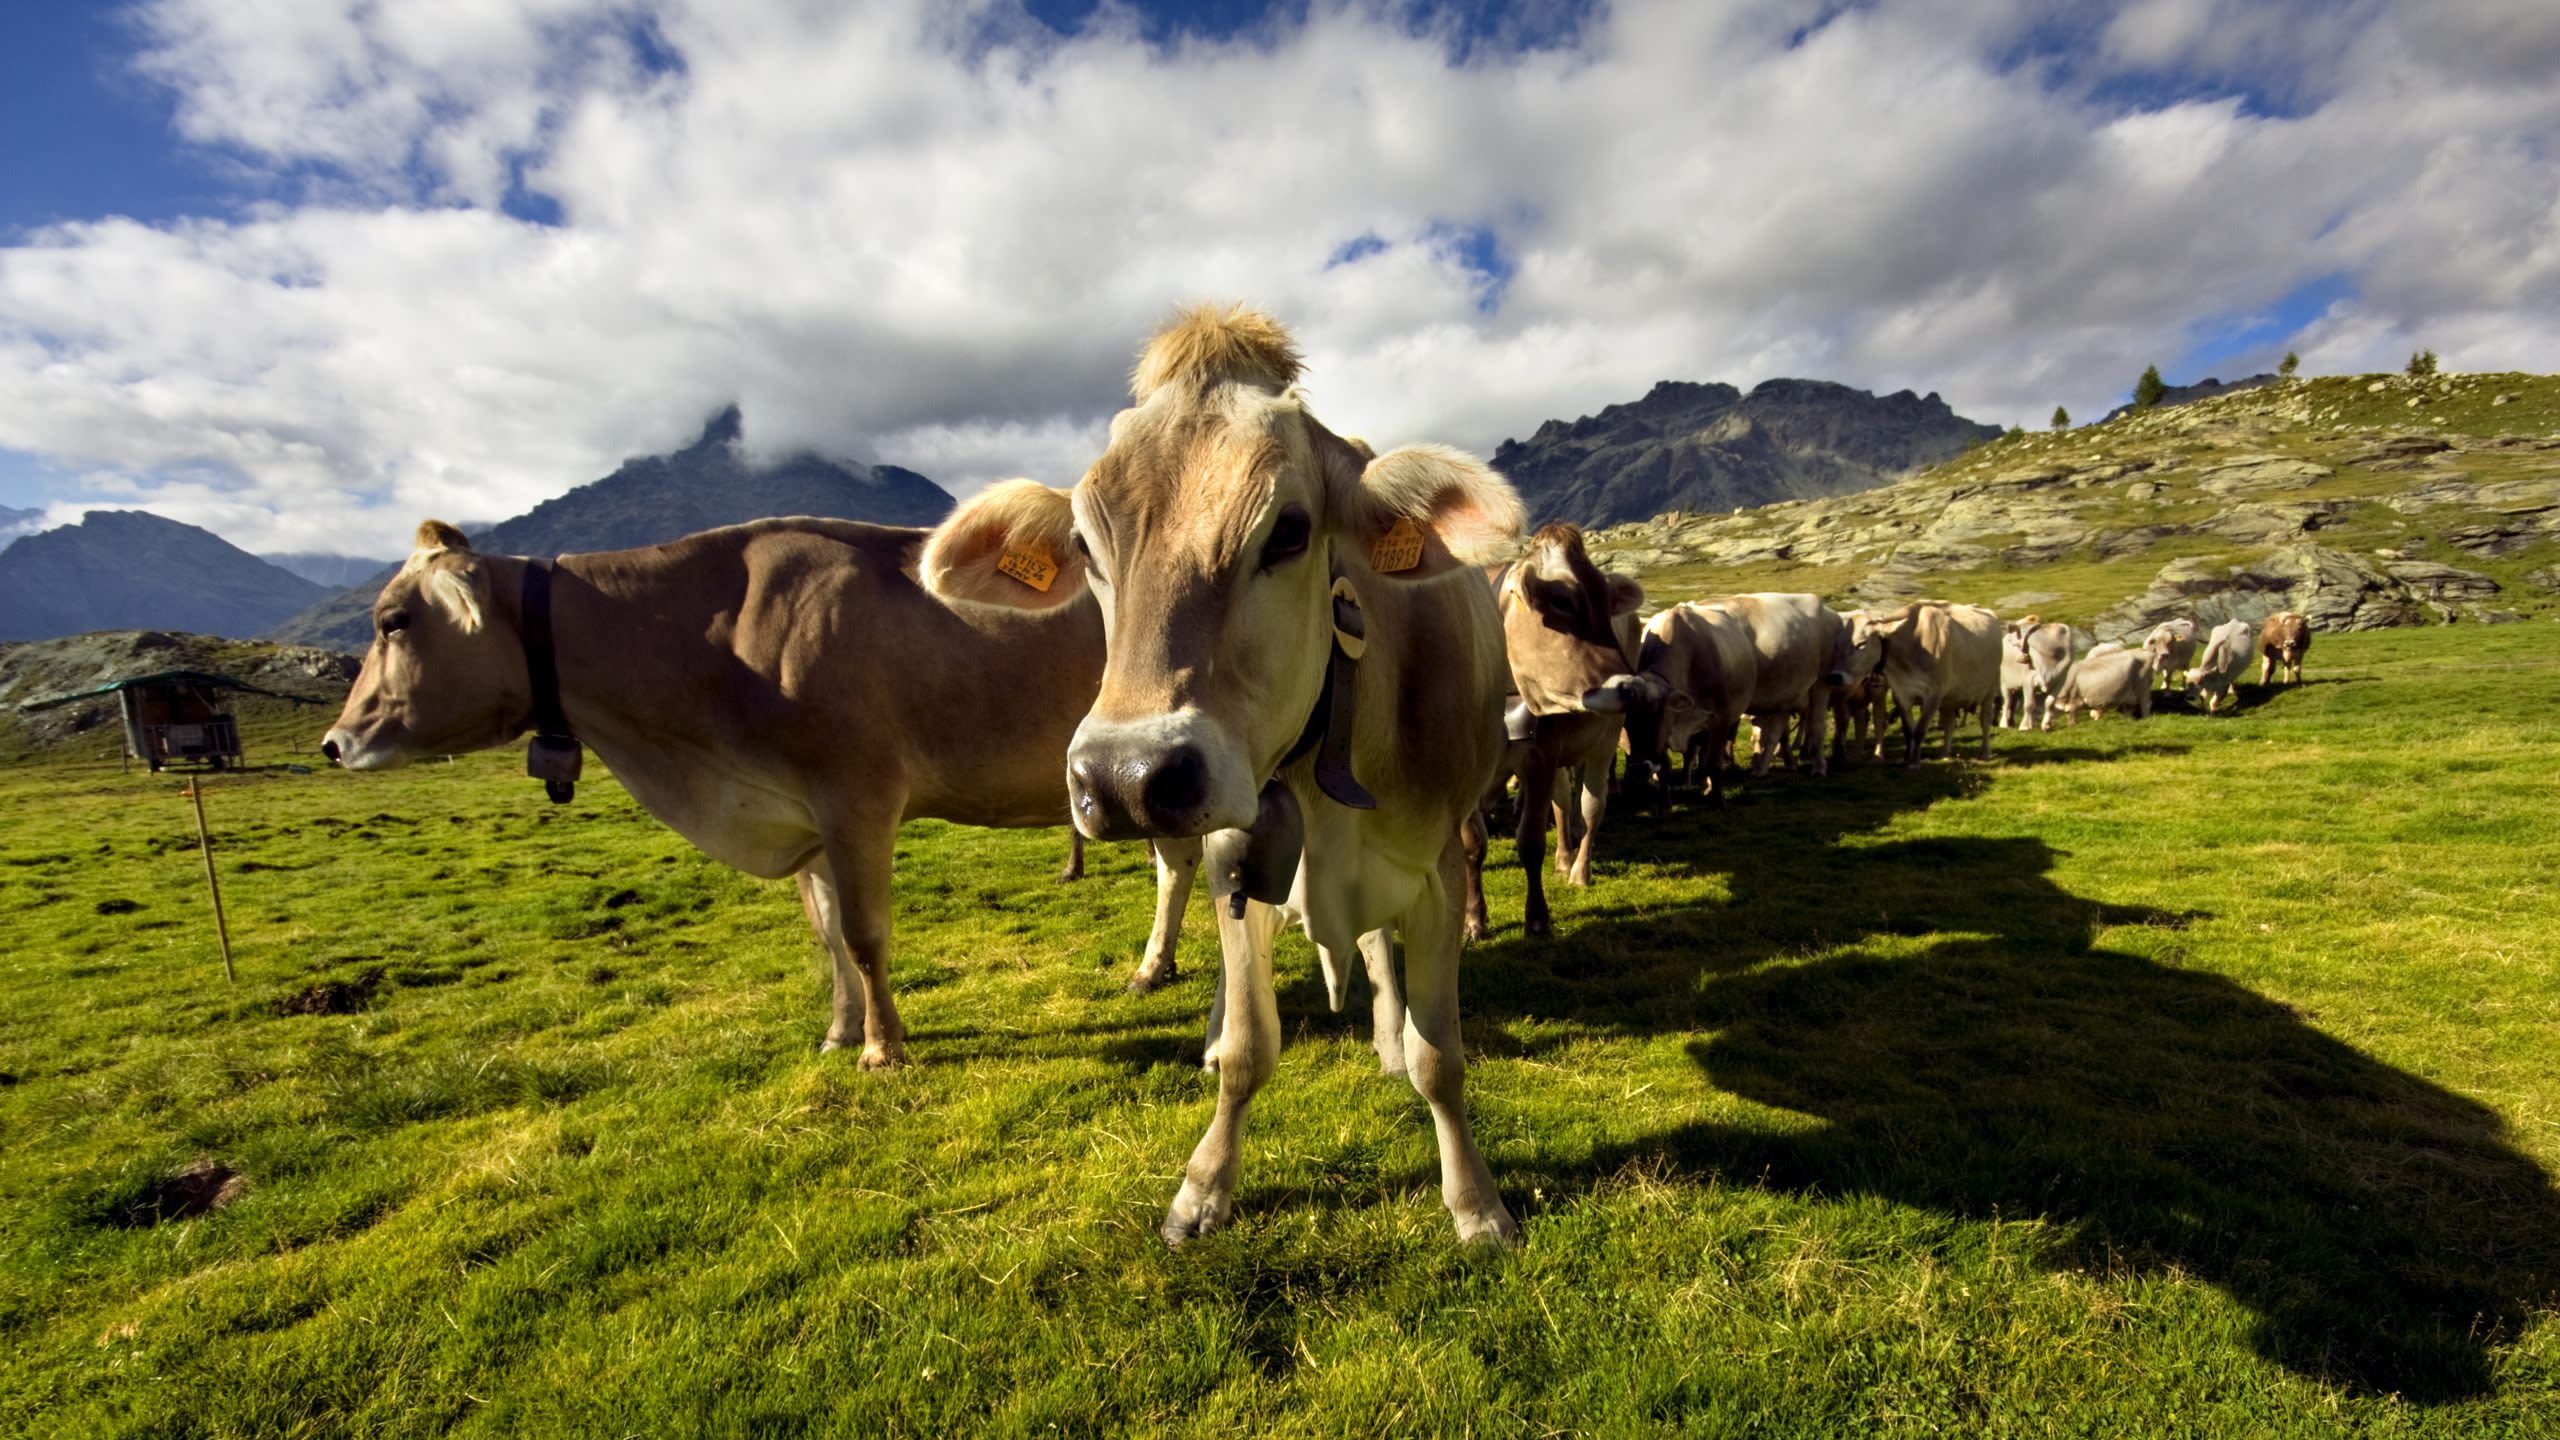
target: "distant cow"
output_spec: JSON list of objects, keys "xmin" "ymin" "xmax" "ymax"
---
[
  {"xmin": 2145, "ymin": 619, "xmax": 2201, "ymax": 694},
  {"xmin": 2187, "ymin": 618, "xmax": 2255, "ymax": 712},
  {"xmin": 2057, "ymin": 646, "xmax": 2155, "ymax": 720},
  {"xmin": 322, "ymin": 517, "xmax": 1201, "ymax": 1069},
  {"xmin": 1626, "ymin": 600, "xmax": 1760, "ymax": 799},
  {"xmin": 1493, "ymin": 523, "xmax": 1647, "ymax": 936},
  {"xmin": 1999, "ymin": 625, "xmax": 2040, "ymax": 730},
  {"xmin": 2259, "ymin": 611, "xmax": 2311, "ymax": 685},
  {"xmin": 1859, "ymin": 600, "xmax": 2003, "ymax": 762},
  {"xmin": 2013, "ymin": 618, "xmax": 2082, "ymax": 731},
  {"xmin": 1680, "ymin": 593, "xmax": 1861, "ymax": 779},
  {"xmin": 923, "ymin": 304, "xmax": 1526, "ymax": 1245}
]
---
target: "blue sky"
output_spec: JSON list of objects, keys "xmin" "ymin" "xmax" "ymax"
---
[{"xmin": 1, "ymin": 0, "xmax": 2553, "ymax": 554}]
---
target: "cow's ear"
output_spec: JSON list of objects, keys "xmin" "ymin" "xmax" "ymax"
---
[
  {"xmin": 416, "ymin": 519, "xmax": 470, "ymax": 552},
  {"xmin": 1605, "ymin": 572, "xmax": 1644, "ymax": 616},
  {"xmin": 1343, "ymin": 442, "xmax": 1526, "ymax": 582},
  {"xmin": 920, "ymin": 479, "xmax": 1087, "ymax": 610}
]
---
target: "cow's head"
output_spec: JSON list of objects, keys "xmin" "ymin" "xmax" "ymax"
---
[
  {"xmin": 1825, "ymin": 609, "xmax": 1887, "ymax": 688},
  {"xmin": 322, "ymin": 521, "xmax": 526, "ymax": 770},
  {"xmin": 923, "ymin": 304, "xmax": 1524, "ymax": 839},
  {"xmin": 1501, "ymin": 522, "xmax": 1645, "ymax": 716},
  {"xmin": 1618, "ymin": 624, "xmax": 1702, "ymax": 797}
]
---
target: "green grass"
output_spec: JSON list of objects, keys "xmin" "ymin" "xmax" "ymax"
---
[{"xmin": 5, "ymin": 626, "xmax": 2558, "ymax": 1435}]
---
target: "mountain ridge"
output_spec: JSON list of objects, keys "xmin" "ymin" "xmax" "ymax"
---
[
  {"xmin": 268, "ymin": 407, "xmax": 955, "ymax": 652},
  {"xmin": 1490, "ymin": 377, "xmax": 2002, "ymax": 527},
  {"xmin": 0, "ymin": 510, "xmax": 329, "ymax": 643}
]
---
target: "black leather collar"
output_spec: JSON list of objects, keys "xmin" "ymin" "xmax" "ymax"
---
[{"xmin": 520, "ymin": 557, "xmax": 583, "ymax": 803}]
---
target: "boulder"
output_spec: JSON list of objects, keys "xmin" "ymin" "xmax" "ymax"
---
[
  {"xmin": 2201, "ymin": 501, "xmax": 2346, "ymax": 545},
  {"xmin": 2382, "ymin": 561, "xmax": 2501, "ymax": 603},
  {"xmin": 2094, "ymin": 544, "xmax": 2423, "ymax": 641},
  {"xmin": 2194, "ymin": 456, "xmax": 2335, "ymax": 496}
]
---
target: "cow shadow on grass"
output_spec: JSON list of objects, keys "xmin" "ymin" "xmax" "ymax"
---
[{"xmin": 1451, "ymin": 774, "xmax": 2560, "ymax": 1403}]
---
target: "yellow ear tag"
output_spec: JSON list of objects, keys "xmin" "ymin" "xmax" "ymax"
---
[
  {"xmin": 1370, "ymin": 516, "xmax": 1424, "ymax": 573},
  {"xmin": 996, "ymin": 543, "xmax": 1058, "ymax": 593}
]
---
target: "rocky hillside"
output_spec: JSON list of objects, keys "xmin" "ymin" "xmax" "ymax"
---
[
  {"xmin": 0, "ymin": 511, "xmax": 330, "ymax": 643},
  {"xmin": 1578, "ymin": 370, "xmax": 2560, "ymax": 640},
  {"xmin": 269, "ymin": 407, "xmax": 955, "ymax": 653},
  {"xmin": 1491, "ymin": 378, "xmax": 2002, "ymax": 527},
  {"xmin": 2100, "ymin": 371, "xmax": 2277, "ymax": 424},
  {"xmin": 0, "ymin": 629, "xmax": 357, "ymax": 760}
]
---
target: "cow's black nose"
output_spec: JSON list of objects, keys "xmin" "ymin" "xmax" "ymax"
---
[
  {"xmin": 321, "ymin": 739, "xmax": 341, "ymax": 763},
  {"xmin": 1068, "ymin": 742, "xmax": 1212, "ymax": 839}
]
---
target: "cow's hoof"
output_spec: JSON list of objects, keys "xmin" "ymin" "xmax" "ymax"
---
[
  {"xmin": 819, "ymin": 1034, "xmax": 851, "ymax": 1056},
  {"xmin": 1525, "ymin": 917, "xmax": 1553, "ymax": 939},
  {"xmin": 1451, "ymin": 1201, "xmax": 1522, "ymax": 1247},
  {"xmin": 1374, "ymin": 1041, "xmax": 1409, "ymax": 1077},
  {"xmin": 1161, "ymin": 1182, "xmax": 1233, "ymax": 1245},
  {"xmin": 1462, "ymin": 918, "xmax": 1489, "ymax": 943},
  {"xmin": 1124, "ymin": 966, "xmax": 1174, "ymax": 995},
  {"xmin": 858, "ymin": 1045, "xmax": 907, "ymax": 1070}
]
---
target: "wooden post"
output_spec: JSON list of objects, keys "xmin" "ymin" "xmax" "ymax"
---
[{"xmin": 185, "ymin": 778, "xmax": 236, "ymax": 986}]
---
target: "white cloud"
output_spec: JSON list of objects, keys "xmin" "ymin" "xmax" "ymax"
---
[{"xmin": 1, "ymin": 0, "xmax": 2556, "ymax": 554}]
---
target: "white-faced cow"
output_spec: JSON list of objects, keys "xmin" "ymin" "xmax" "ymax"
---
[
  {"xmin": 1626, "ymin": 601, "xmax": 1755, "ymax": 800},
  {"xmin": 2187, "ymin": 618, "xmax": 2255, "ymax": 712},
  {"xmin": 920, "ymin": 304, "xmax": 1527, "ymax": 1246},
  {"xmin": 1858, "ymin": 601, "xmax": 2003, "ymax": 762},
  {"xmin": 2144, "ymin": 618, "xmax": 2201, "ymax": 695},
  {"xmin": 321, "ymin": 517, "xmax": 1201, "ymax": 1068},
  {"xmin": 1998, "ymin": 624, "xmax": 2040, "ymax": 730},
  {"xmin": 1490, "ymin": 522, "xmax": 1646, "ymax": 936},
  {"xmin": 2259, "ymin": 611, "xmax": 2312, "ymax": 685}
]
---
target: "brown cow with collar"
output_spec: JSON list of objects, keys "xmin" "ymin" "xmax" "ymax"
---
[
  {"xmin": 921, "ymin": 304, "xmax": 1527, "ymax": 1245},
  {"xmin": 320, "ymin": 516, "xmax": 1201, "ymax": 1068},
  {"xmin": 1487, "ymin": 522, "xmax": 1646, "ymax": 938}
]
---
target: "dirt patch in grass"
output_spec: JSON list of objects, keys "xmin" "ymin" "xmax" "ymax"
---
[
  {"xmin": 105, "ymin": 1157, "xmax": 248, "ymax": 1227},
  {"xmin": 275, "ymin": 966, "xmax": 386, "ymax": 1016}
]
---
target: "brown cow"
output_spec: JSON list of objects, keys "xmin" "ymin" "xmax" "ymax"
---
[
  {"xmin": 320, "ymin": 516, "xmax": 1201, "ymax": 1068},
  {"xmin": 2259, "ymin": 610, "xmax": 2311, "ymax": 685},
  {"xmin": 921, "ymin": 304, "xmax": 1526, "ymax": 1245},
  {"xmin": 1490, "ymin": 522, "xmax": 1646, "ymax": 937}
]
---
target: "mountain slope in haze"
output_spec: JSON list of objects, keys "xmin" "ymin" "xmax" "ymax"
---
[
  {"xmin": 261, "ymin": 552, "xmax": 400, "ymax": 587},
  {"xmin": 269, "ymin": 407, "xmax": 956, "ymax": 653},
  {"xmin": 0, "ymin": 505, "xmax": 43, "ymax": 552},
  {"xmin": 1576, "ymin": 371, "xmax": 2560, "ymax": 640},
  {"xmin": 0, "ymin": 510, "xmax": 329, "ymax": 643},
  {"xmin": 1491, "ymin": 378, "xmax": 2003, "ymax": 528}
]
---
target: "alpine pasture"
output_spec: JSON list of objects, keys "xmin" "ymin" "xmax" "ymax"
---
[{"xmin": 3, "ymin": 624, "xmax": 2557, "ymax": 1435}]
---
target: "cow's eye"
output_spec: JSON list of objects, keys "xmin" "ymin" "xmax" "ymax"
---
[
  {"xmin": 1260, "ymin": 507, "xmax": 1311, "ymax": 568},
  {"xmin": 380, "ymin": 611, "xmax": 411, "ymax": 636}
]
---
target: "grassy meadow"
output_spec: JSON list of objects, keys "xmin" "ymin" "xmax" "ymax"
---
[{"xmin": 4, "ymin": 624, "xmax": 2558, "ymax": 1435}]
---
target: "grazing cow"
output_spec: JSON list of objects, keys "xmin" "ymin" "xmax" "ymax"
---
[
  {"xmin": 1859, "ymin": 601, "xmax": 2003, "ymax": 762},
  {"xmin": 2145, "ymin": 619, "xmax": 2201, "ymax": 695},
  {"xmin": 1625, "ymin": 600, "xmax": 1759, "ymax": 800},
  {"xmin": 921, "ymin": 304, "xmax": 1526, "ymax": 1245},
  {"xmin": 321, "ymin": 516, "xmax": 1201, "ymax": 1068},
  {"xmin": 2057, "ymin": 646, "xmax": 2155, "ymax": 720},
  {"xmin": 2259, "ymin": 610, "xmax": 2311, "ymax": 685},
  {"xmin": 2187, "ymin": 618, "xmax": 2255, "ymax": 712},
  {"xmin": 1679, "ymin": 594, "xmax": 1858, "ymax": 779},
  {"xmin": 2009, "ymin": 616, "xmax": 2083, "ymax": 731},
  {"xmin": 1489, "ymin": 524, "xmax": 1645, "ymax": 934}
]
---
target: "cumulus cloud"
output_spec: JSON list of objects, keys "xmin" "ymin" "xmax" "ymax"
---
[{"xmin": 1, "ymin": 0, "xmax": 2555, "ymax": 553}]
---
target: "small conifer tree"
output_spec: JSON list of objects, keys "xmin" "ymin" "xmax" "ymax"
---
[
  {"xmin": 2406, "ymin": 349, "xmax": 2438, "ymax": 378},
  {"xmin": 2051, "ymin": 405, "xmax": 2070, "ymax": 430},
  {"xmin": 2278, "ymin": 350, "xmax": 2299, "ymax": 378},
  {"xmin": 2133, "ymin": 364, "xmax": 2166, "ymax": 410}
]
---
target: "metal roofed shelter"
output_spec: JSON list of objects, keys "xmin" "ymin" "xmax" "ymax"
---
[{"xmin": 16, "ymin": 669, "xmax": 321, "ymax": 772}]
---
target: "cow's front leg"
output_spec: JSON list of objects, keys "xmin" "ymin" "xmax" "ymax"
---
[
  {"xmin": 1126, "ymin": 836, "xmax": 1200, "ymax": 993},
  {"xmin": 1401, "ymin": 840, "xmax": 1519, "ymax": 1245},
  {"xmin": 1059, "ymin": 831, "xmax": 1085, "ymax": 882},
  {"xmin": 808, "ymin": 824, "xmax": 906, "ymax": 1068},
  {"xmin": 1359, "ymin": 929, "xmax": 1407, "ymax": 1076},
  {"xmin": 1163, "ymin": 891, "xmax": 1283, "ymax": 1245},
  {"xmin": 1564, "ymin": 739, "xmax": 1609, "ymax": 887},
  {"xmin": 1516, "ymin": 752, "xmax": 1558, "ymax": 938}
]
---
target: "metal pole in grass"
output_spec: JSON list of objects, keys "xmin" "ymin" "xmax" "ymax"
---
[{"xmin": 183, "ymin": 776, "xmax": 236, "ymax": 986}]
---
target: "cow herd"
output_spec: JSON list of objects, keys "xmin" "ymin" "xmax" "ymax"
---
[{"xmin": 317, "ymin": 305, "xmax": 2312, "ymax": 1248}]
